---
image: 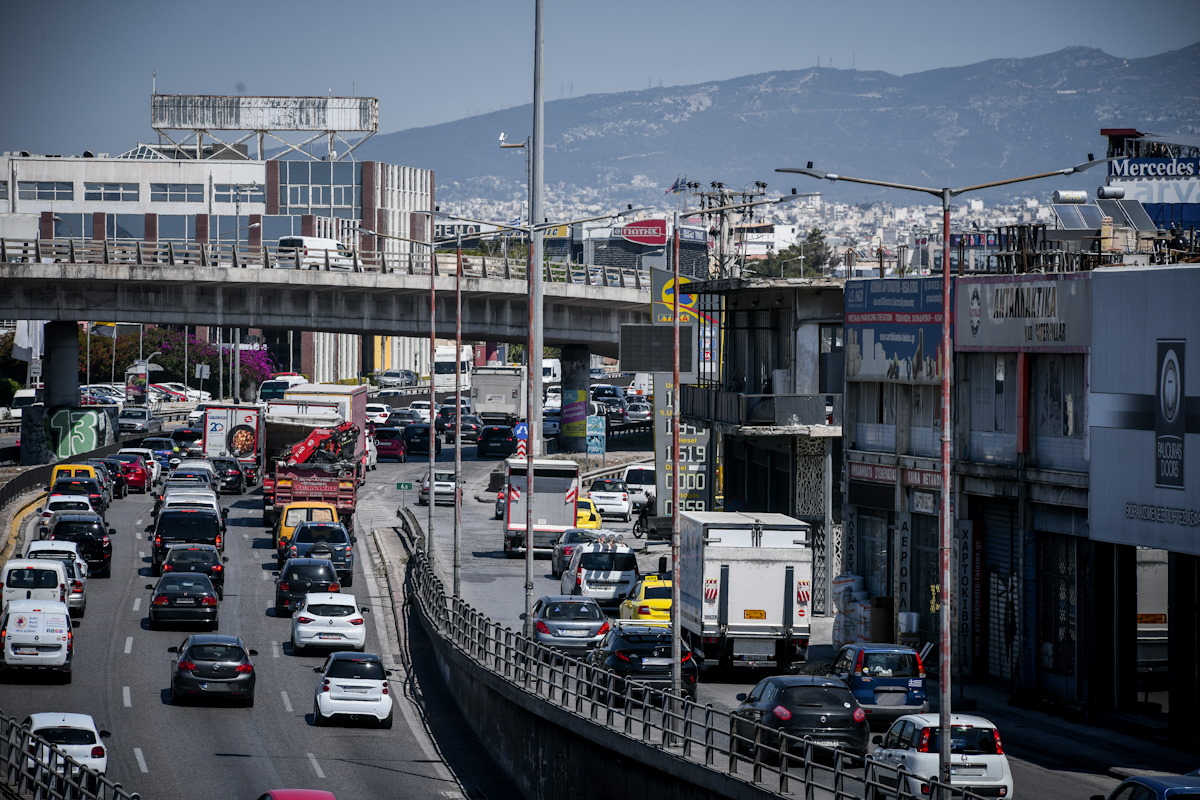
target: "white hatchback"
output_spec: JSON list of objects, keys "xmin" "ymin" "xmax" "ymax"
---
[
  {"xmin": 23, "ymin": 712, "xmax": 110, "ymax": 782},
  {"xmin": 870, "ymin": 713, "xmax": 1013, "ymax": 799},
  {"xmin": 291, "ymin": 592, "xmax": 369, "ymax": 655},
  {"xmin": 312, "ymin": 651, "xmax": 394, "ymax": 728},
  {"xmin": 365, "ymin": 403, "xmax": 392, "ymax": 426}
]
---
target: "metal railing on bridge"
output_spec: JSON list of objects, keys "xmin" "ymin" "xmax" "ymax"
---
[
  {"xmin": 0, "ymin": 237, "xmax": 651, "ymax": 290},
  {"xmin": 404, "ymin": 523, "xmax": 996, "ymax": 800},
  {"xmin": 0, "ymin": 712, "xmax": 139, "ymax": 800}
]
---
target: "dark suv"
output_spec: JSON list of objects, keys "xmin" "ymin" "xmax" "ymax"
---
[
  {"xmin": 208, "ymin": 457, "xmax": 246, "ymax": 494},
  {"xmin": 45, "ymin": 512, "xmax": 115, "ymax": 577},
  {"xmin": 402, "ymin": 423, "xmax": 442, "ymax": 455},
  {"xmin": 284, "ymin": 522, "xmax": 355, "ymax": 586},
  {"xmin": 586, "ymin": 623, "xmax": 698, "ymax": 702},
  {"xmin": 476, "ymin": 425, "xmax": 517, "ymax": 458},
  {"xmin": 274, "ymin": 557, "xmax": 340, "ymax": 615},
  {"xmin": 151, "ymin": 508, "xmax": 223, "ymax": 575},
  {"xmin": 826, "ymin": 643, "xmax": 928, "ymax": 727}
]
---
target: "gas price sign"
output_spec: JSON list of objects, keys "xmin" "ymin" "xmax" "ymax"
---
[{"xmin": 654, "ymin": 377, "xmax": 712, "ymax": 514}]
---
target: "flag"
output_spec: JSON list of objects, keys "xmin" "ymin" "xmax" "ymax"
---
[
  {"xmin": 91, "ymin": 322, "xmax": 117, "ymax": 338},
  {"xmin": 664, "ymin": 177, "xmax": 685, "ymax": 195},
  {"xmin": 565, "ymin": 485, "xmax": 578, "ymax": 505},
  {"xmin": 12, "ymin": 320, "xmax": 47, "ymax": 363}
]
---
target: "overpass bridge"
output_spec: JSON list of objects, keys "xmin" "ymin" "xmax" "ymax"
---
[{"xmin": 0, "ymin": 237, "xmax": 651, "ymax": 357}]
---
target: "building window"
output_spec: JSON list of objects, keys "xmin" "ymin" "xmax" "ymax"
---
[
  {"xmin": 969, "ymin": 353, "xmax": 1018, "ymax": 433},
  {"xmin": 1034, "ymin": 354, "xmax": 1083, "ymax": 439},
  {"xmin": 214, "ymin": 183, "xmax": 265, "ymax": 203},
  {"xmin": 0, "ymin": 181, "xmax": 7, "ymax": 200},
  {"xmin": 150, "ymin": 183, "xmax": 203, "ymax": 203},
  {"xmin": 158, "ymin": 215, "xmax": 197, "ymax": 241},
  {"xmin": 18, "ymin": 181, "xmax": 73, "ymax": 201},
  {"xmin": 106, "ymin": 214, "xmax": 145, "ymax": 240},
  {"xmin": 85, "ymin": 182, "xmax": 139, "ymax": 201}
]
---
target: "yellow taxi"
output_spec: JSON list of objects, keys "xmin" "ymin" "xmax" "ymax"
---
[
  {"xmin": 618, "ymin": 575, "xmax": 673, "ymax": 621},
  {"xmin": 575, "ymin": 498, "xmax": 602, "ymax": 529}
]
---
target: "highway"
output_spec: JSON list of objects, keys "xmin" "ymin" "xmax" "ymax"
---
[{"xmin": 2, "ymin": 439, "xmax": 1141, "ymax": 800}]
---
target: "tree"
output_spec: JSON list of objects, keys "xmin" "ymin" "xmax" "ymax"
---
[{"xmin": 758, "ymin": 228, "xmax": 841, "ymax": 277}]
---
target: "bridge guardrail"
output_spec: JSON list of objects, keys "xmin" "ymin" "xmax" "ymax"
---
[
  {"xmin": 0, "ymin": 710, "xmax": 140, "ymax": 800},
  {"xmin": 406, "ymin": 546, "xmax": 994, "ymax": 800},
  {"xmin": 1, "ymin": 237, "xmax": 651, "ymax": 290}
]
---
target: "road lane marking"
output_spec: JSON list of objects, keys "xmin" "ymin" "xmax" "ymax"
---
[
  {"xmin": 132, "ymin": 597, "xmax": 141, "ymax": 612},
  {"xmin": 280, "ymin": 691, "xmax": 293, "ymax": 713},
  {"xmin": 306, "ymin": 753, "xmax": 325, "ymax": 779},
  {"xmin": 243, "ymin": 533, "xmax": 250, "ymax": 539},
  {"xmin": 261, "ymin": 570, "xmax": 270, "ymax": 580},
  {"xmin": 272, "ymin": 641, "xmax": 281, "ymax": 658},
  {"xmin": 124, "ymin": 637, "xmax": 133, "ymax": 654},
  {"xmin": 122, "ymin": 687, "xmax": 131, "ymax": 707},
  {"xmin": 133, "ymin": 748, "xmax": 148, "ymax": 773},
  {"xmin": 138, "ymin": 550, "xmax": 145, "ymax": 559}
]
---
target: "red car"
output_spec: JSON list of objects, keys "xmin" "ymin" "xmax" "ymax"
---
[
  {"xmin": 374, "ymin": 427, "xmax": 408, "ymax": 462},
  {"xmin": 112, "ymin": 453, "xmax": 151, "ymax": 493}
]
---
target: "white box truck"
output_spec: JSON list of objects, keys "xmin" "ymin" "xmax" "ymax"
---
[
  {"xmin": 472, "ymin": 365, "xmax": 526, "ymax": 426},
  {"xmin": 503, "ymin": 458, "xmax": 580, "ymax": 558},
  {"xmin": 679, "ymin": 511, "xmax": 813, "ymax": 671}
]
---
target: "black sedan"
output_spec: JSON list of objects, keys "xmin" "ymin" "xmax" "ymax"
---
[
  {"xmin": 443, "ymin": 414, "xmax": 484, "ymax": 444},
  {"xmin": 476, "ymin": 425, "xmax": 518, "ymax": 458},
  {"xmin": 586, "ymin": 624, "xmax": 698, "ymax": 703},
  {"xmin": 274, "ymin": 557, "xmax": 341, "ymax": 615},
  {"xmin": 209, "ymin": 456, "xmax": 246, "ymax": 494},
  {"xmin": 168, "ymin": 634, "xmax": 257, "ymax": 706},
  {"xmin": 147, "ymin": 574, "xmax": 220, "ymax": 629},
  {"xmin": 732, "ymin": 675, "xmax": 870, "ymax": 763},
  {"xmin": 161, "ymin": 544, "xmax": 228, "ymax": 597}
]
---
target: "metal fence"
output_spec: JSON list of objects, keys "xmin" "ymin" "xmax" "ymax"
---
[
  {"xmin": 0, "ymin": 237, "xmax": 651, "ymax": 290},
  {"xmin": 404, "ymin": 541, "xmax": 996, "ymax": 800},
  {"xmin": 0, "ymin": 711, "xmax": 139, "ymax": 800}
]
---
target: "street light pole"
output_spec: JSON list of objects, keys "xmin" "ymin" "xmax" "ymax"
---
[
  {"xmin": 454, "ymin": 232, "xmax": 464, "ymax": 597},
  {"xmin": 776, "ymin": 156, "xmax": 1108, "ymax": 783}
]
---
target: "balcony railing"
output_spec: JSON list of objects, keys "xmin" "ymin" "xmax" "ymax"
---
[{"xmin": 681, "ymin": 385, "xmax": 841, "ymax": 429}]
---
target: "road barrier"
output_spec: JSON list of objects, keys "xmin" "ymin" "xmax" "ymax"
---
[{"xmin": 0, "ymin": 712, "xmax": 139, "ymax": 800}]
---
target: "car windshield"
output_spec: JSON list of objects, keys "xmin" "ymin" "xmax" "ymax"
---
[
  {"xmin": 35, "ymin": 727, "xmax": 96, "ymax": 746},
  {"xmin": 625, "ymin": 469, "xmax": 653, "ymax": 484},
  {"xmin": 592, "ymin": 480, "xmax": 625, "ymax": 492},
  {"xmin": 861, "ymin": 652, "xmax": 920, "ymax": 678},
  {"xmin": 120, "ymin": 409, "xmax": 149, "ymax": 420},
  {"xmin": 780, "ymin": 685, "xmax": 855, "ymax": 707},
  {"xmin": 158, "ymin": 576, "xmax": 211, "ymax": 592},
  {"xmin": 5, "ymin": 568, "xmax": 59, "ymax": 588},
  {"xmin": 924, "ymin": 725, "xmax": 1001, "ymax": 754},
  {"xmin": 307, "ymin": 603, "xmax": 355, "ymax": 617},
  {"xmin": 542, "ymin": 602, "xmax": 603, "ymax": 620},
  {"xmin": 53, "ymin": 521, "xmax": 104, "ymax": 536},
  {"xmin": 284, "ymin": 507, "xmax": 335, "ymax": 526},
  {"xmin": 643, "ymin": 586, "xmax": 672, "ymax": 600},
  {"xmin": 158, "ymin": 515, "xmax": 219, "ymax": 537},
  {"xmin": 579, "ymin": 552, "xmax": 637, "ymax": 571},
  {"xmin": 295, "ymin": 525, "xmax": 346, "ymax": 543},
  {"xmin": 325, "ymin": 659, "xmax": 385, "ymax": 680},
  {"xmin": 375, "ymin": 429, "xmax": 401, "ymax": 441},
  {"xmin": 285, "ymin": 565, "xmax": 334, "ymax": 581},
  {"xmin": 48, "ymin": 501, "xmax": 91, "ymax": 511},
  {"xmin": 168, "ymin": 550, "xmax": 217, "ymax": 565},
  {"xmin": 188, "ymin": 644, "xmax": 246, "ymax": 662}
]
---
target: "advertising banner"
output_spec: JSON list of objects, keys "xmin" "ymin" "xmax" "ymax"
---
[
  {"xmin": 844, "ymin": 278, "xmax": 946, "ymax": 384},
  {"xmin": 955, "ymin": 274, "xmax": 1092, "ymax": 351}
]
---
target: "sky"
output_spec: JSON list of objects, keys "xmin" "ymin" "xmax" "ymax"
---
[{"xmin": 3, "ymin": 0, "xmax": 1197, "ymax": 158}]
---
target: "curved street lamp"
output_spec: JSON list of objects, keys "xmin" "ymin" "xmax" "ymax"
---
[{"xmin": 776, "ymin": 156, "xmax": 1109, "ymax": 782}]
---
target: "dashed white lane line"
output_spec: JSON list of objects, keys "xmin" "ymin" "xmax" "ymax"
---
[
  {"xmin": 124, "ymin": 636, "xmax": 133, "ymax": 654},
  {"xmin": 280, "ymin": 691, "xmax": 293, "ymax": 713},
  {"xmin": 271, "ymin": 641, "xmax": 281, "ymax": 659},
  {"xmin": 261, "ymin": 570, "xmax": 270, "ymax": 580},
  {"xmin": 243, "ymin": 533, "xmax": 250, "ymax": 539},
  {"xmin": 133, "ymin": 748, "xmax": 148, "ymax": 773},
  {"xmin": 306, "ymin": 753, "xmax": 325, "ymax": 779},
  {"xmin": 138, "ymin": 550, "xmax": 146, "ymax": 559},
  {"xmin": 132, "ymin": 597, "xmax": 141, "ymax": 612},
  {"xmin": 122, "ymin": 687, "xmax": 131, "ymax": 707}
]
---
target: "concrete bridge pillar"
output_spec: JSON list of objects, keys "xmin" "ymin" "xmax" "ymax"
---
[
  {"xmin": 44, "ymin": 321, "xmax": 80, "ymax": 408},
  {"xmin": 558, "ymin": 344, "xmax": 591, "ymax": 453}
]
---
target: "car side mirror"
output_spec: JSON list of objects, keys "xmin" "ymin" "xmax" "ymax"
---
[
  {"xmin": 872, "ymin": 735, "xmax": 883, "ymax": 745},
  {"xmin": 519, "ymin": 613, "xmax": 528, "ymax": 620},
  {"xmin": 99, "ymin": 730, "xmax": 111, "ymax": 739},
  {"xmin": 109, "ymin": 528, "xmax": 117, "ymax": 536},
  {"xmin": 312, "ymin": 666, "xmax": 323, "ymax": 673},
  {"xmin": 248, "ymin": 649, "xmax": 259, "ymax": 656},
  {"xmin": 222, "ymin": 509, "xmax": 229, "ymax": 518},
  {"xmin": 168, "ymin": 646, "xmax": 179, "ymax": 653},
  {"xmin": 360, "ymin": 607, "xmax": 370, "ymax": 614},
  {"xmin": 735, "ymin": 693, "xmax": 748, "ymax": 701},
  {"xmin": 145, "ymin": 584, "xmax": 154, "ymax": 590},
  {"xmin": 35, "ymin": 507, "xmax": 43, "ymax": 514}
]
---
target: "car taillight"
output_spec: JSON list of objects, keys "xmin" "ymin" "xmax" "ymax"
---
[
  {"xmin": 681, "ymin": 650, "xmax": 692, "ymax": 662},
  {"xmin": 575, "ymin": 571, "xmax": 583, "ymax": 587},
  {"xmin": 200, "ymin": 596, "xmax": 218, "ymax": 606},
  {"xmin": 162, "ymin": 564, "xmax": 174, "ymax": 572},
  {"xmin": 345, "ymin": 545, "xmax": 352, "ymax": 556},
  {"xmin": 235, "ymin": 663, "xmax": 253, "ymax": 673},
  {"xmin": 152, "ymin": 595, "xmax": 170, "ymax": 606},
  {"xmin": 278, "ymin": 539, "xmax": 287, "ymax": 549},
  {"xmin": 71, "ymin": 580, "xmax": 84, "ymax": 592},
  {"xmin": 328, "ymin": 582, "xmax": 340, "ymax": 592},
  {"xmin": 853, "ymin": 649, "xmax": 865, "ymax": 675},
  {"xmin": 382, "ymin": 680, "xmax": 389, "ymax": 695},
  {"xmin": 853, "ymin": 707, "xmax": 866, "ymax": 723},
  {"xmin": 615, "ymin": 650, "xmax": 632, "ymax": 662},
  {"xmin": 637, "ymin": 605, "xmax": 652, "ymax": 616},
  {"xmin": 596, "ymin": 620, "xmax": 610, "ymax": 635},
  {"xmin": 915, "ymin": 728, "xmax": 932, "ymax": 753},
  {"xmin": 535, "ymin": 621, "xmax": 551, "ymax": 634},
  {"xmin": 211, "ymin": 564, "xmax": 223, "ymax": 572},
  {"xmin": 90, "ymin": 745, "xmax": 105, "ymax": 759},
  {"xmin": 215, "ymin": 535, "xmax": 222, "ymax": 548},
  {"xmin": 321, "ymin": 679, "xmax": 330, "ymax": 692},
  {"xmin": 177, "ymin": 660, "xmax": 197, "ymax": 671},
  {"xmin": 102, "ymin": 535, "xmax": 110, "ymax": 545},
  {"xmin": 278, "ymin": 581, "xmax": 290, "ymax": 590},
  {"xmin": 772, "ymin": 705, "xmax": 792, "ymax": 721},
  {"xmin": 297, "ymin": 616, "xmax": 314, "ymax": 624},
  {"xmin": 991, "ymin": 729, "xmax": 1004, "ymax": 754},
  {"xmin": 154, "ymin": 535, "xmax": 162, "ymax": 547},
  {"xmin": 350, "ymin": 617, "xmax": 365, "ymax": 626}
]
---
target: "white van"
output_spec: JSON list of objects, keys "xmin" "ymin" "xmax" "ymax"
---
[
  {"xmin": 10, "ymin": 387, "xmax": 41, "ymax": 420},
  {"xmin": 559, "ymin": 535, "xmax": 640, "ymax": 607},
  {"xmin": 622, "ymin": 464, "xmax": 657, "ymax": 512},
  {"xmin": 0, "ymin": 599, "xmax": 73, "ymax": 679},
  {"xmin": 277, "ymin": 236, "xmax": 356, "ymax": 270},
  {"xmin": 1, "ymin": 559, "xmax": 69, "ymax": 606}
]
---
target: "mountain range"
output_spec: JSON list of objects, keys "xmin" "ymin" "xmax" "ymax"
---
[{"xmin": 355, "ymin": 43, "xmax": 1200, "ymax": 213}]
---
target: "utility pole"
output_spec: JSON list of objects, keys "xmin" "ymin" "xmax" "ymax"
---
[{"xmin": 681, "ymin": 180, "xmax": 770, "ymax": 279}]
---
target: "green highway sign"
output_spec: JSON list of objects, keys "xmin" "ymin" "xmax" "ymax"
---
[{"xmin": 395, "ymin": 482, "xmax": 414, "ymax": 491}]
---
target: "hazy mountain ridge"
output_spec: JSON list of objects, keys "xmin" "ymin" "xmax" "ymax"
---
[{"xmin": 357, "ymin": 43, "xmax": 1200, "ymax": 212}]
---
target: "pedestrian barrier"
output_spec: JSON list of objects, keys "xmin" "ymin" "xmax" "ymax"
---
[{"xmin": 0, "ymin": 712, "xmax": 139, "ymax": 800}]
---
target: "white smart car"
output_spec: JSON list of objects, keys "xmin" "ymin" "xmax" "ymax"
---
[
  {"xmin": 312, "ymin": 651, "xmax": 393, "ymax": 728},
  {"xmin": 291, "ymin": 592, "xmax": 369, "ymax": 655},
  {"xmin": 870, "ymin": 713, "xmax": 1013, "ymax": 799},
  {"xmin": 365, "ymin": 403, "xmax": 392, "ymax": 427},
  {"xmin": 23, "ymin": 712, "xmax": 110, "ymax": 783}
]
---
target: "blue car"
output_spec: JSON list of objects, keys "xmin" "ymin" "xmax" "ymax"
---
[
  {"xmin": 826, "ymin": 643, "xmax": 929, "ymax": 728},
  {"xmin": 1092, "ymin": 774, "xmax": 1200, "ymax": 799},
  {"xmin": 141, "ymin": 436, "xmax": 184, "ymax": 471}
]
